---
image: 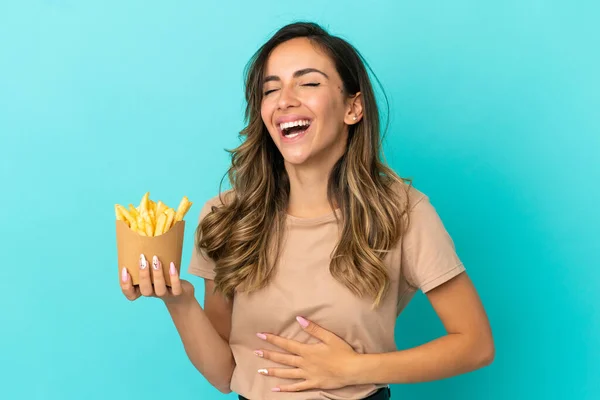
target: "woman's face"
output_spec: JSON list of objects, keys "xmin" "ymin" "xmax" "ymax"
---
[{"xmin": 260, "ymin": 37, "xmax": 360, "ymax": 168}]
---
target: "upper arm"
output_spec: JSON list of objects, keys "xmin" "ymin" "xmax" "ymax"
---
[
  {"xmin": 426, "ymin": 272, "xmax": 494, "ymax": 358},
  {"xmin": 400, "ymin": 191, "xmax": 494, "ymax": 360},
  {"xmin": 187, "ymin": 198, "xmax": 233, "ymax": 342},
  {"xmin": 203, "ymin": 278, "xmax": 233, "ymax": 343}
]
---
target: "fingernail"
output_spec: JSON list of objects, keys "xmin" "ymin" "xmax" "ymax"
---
[
  {"xmin": 169, "ymin": 262, "xmax": 176, "ymax": 276},
  {"xmin": 254, "ymin": 350, "xmax": 263, "ymax": 357},
  {"xmin": 271, "ymin": 388, "xmax": 281, "ymax": 392},
  {"xmin": 296, "ymin": 316, "xmax": 309, "ymax": 328},
  {"xmin": 258, "ymin": 369, "xmax": 268, "ymax": 375},
  {"xmin": 140, "ymin": 254, "xmax": 147, "ymax": 269},
  {"xmin": 256, "ymin": 333, "xmax": 267, "ymax": 340},
  {"xmin": 152, "ymin": 255, "xmax": 159, "ymax": 270},
  {"xmin": 121, "ymin": 267, "xmax": 128, "ymax": 282}
]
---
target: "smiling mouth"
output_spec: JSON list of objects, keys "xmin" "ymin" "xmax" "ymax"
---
[{"xmin": 279, "ymin": 119, "xmax": 312, "ymax": 139}]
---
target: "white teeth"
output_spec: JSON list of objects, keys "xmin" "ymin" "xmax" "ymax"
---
[
  {"xmin": 279, "ymin": 119, "xmax": 311, "ymax": 131},
  {"xmin": 286, "ymin": 132, "xmax": 300, "ymax": 138}
]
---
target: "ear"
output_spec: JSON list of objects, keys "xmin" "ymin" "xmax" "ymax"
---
[{"xmin": 344, "ymin": 92, "xmax": 363, "ymax": 125}]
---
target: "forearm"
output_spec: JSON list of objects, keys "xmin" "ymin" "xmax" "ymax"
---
[
  {"xmin": 351, "ymin": 333, "xmax": 494, "ymax": 385},
  {"xmin": 165, "ymin": 297, "xmax": 235, "ymax": 393}
]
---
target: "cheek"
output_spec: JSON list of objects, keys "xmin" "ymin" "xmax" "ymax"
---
[
  {"xmin": 313, "ymin": 96, "xmax": 348, "ymax": 141},
  {"xmin": 260, "ymin": 101, "xmax": 270, "ymax": 125},
  {"xmin": 302, "ymin": 91, "xmax": 342, "ymax": 118}
]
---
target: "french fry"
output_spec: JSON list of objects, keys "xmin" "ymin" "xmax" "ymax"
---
[
  {"xmin": 141, "ymin": 210, "xmax": 154, "ymax": 232},
  {"xmin": 115, "ymin": 205, "xmax": 125, "ymax": 222},
  {"xmin": 165, "ymin": 208, "xmax": 175, "ymax": 230},
  {"xmin": 155, "ymin": 212, "xmax": 167, "ymax": 236},
  {"xmin": 116, "ymin": 204, "xmax": 135, "ymax": 227},
  {"xmin": 136, "ymin": 214, "xmax": 146, "ymax": 236},
  {"xmin": 140, "ymin": 192, "xmax": 150, "ymax": 214},
  {"xmin": 149, "ymin": 209, "xmax": 156, "ymax": 227},
  {"xmin": 128, "ymin": 204, "xmax": 140, "ymax": 219},
  {"xmin": 156, "ymin": 200, "xmax": 167, "ymax": 216},
  {"xmin": 175, "ymin": 196, "xmax": 192, "ymax": 222}
]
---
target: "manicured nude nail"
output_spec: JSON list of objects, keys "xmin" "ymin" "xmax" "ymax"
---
[
  {"xmin": 121, "ymin": 267, "xmax": 128, "ymax": 282},
  {"xmin": 258, "ymin": 369, "xmax": 268, "ymax": 375},
  {"xmin": 254, "ymin": 350, "xmax": 263, "ymax": 357},
  {"xmin": 271, "ymin": 388, "xmax": 281, "ymax": 392},
  {"xmin": 140, "ymin": 254, "xmax": 147, "ymax": 269},
  {"xmin": 152, "ymin": 255, "xmax": 159, "ymax": 270},
  {"xmin": 256, "ymin": 333, "xmax": 267, "ymax": 340},
  {"xmin": 169, "ymin": 262, "xmax": 176, "ymax": 276}
]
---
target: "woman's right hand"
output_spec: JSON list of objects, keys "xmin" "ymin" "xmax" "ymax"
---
[{"xmin": 120, "ymin": 254, "xmax": 195, "ymax": 304}]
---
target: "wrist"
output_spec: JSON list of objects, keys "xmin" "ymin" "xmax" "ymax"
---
[
  {"xmin": 163, "ymin": 290, "xmax": 197, "ymax": 309},
  {"xmin": 345, "ymin": 353, "xmax": 382, "ymax": 386}
]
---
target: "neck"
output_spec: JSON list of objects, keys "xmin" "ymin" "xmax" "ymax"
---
[
  {"xmin": 285, "ymin": 161, "xmax": 338, "ymax": 219},
  {"xmin": 283, "ymin": 129, "xmax": 348, "ymax": 218}
]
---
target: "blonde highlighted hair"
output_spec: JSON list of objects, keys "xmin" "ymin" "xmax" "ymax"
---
[{"xmin": 196, "ymin": 22, "xmax": 415, "ymax": 307}]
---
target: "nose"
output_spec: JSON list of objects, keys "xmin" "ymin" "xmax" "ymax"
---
[{"xmin": 277, "ymin": 85, "xmax": 300, "ymax": 110}]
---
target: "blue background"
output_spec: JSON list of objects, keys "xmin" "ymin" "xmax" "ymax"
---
[{"xmin": 1, "ymin": 1, "xmax": 598, "ymax": 399}]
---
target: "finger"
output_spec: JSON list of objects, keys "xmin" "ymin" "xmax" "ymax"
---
[
  {"xmin": 138, "ymin": 254, "xmax": 154, "ymax": 296},
  {"xmin": 255, "ymin": 349, "xmax": 302, "ymax": 368},
  {"xmin": 168, "ymin": 262, "xmax": 183, "ymax": 296},
  {"xmin": 120, "ymin": 267, "xmax": 140, "ymax": 301},
  {"xmin": 258, "ymin": 367, "xmax": 304, "ymax": 380},
  {"xmin": 273, "ymin": 380, "xmax": 314, "ymax": 393},
  {"xmin": 150, "ymin": 256, "xmax": 167, "ymax": 297},
  {"xmin": 296, "ymin": 316, "xmax": 335, "ymax": 344},
  {"xmin": 257, "ymin": 333, "xmax": 305, "ymax": 355}
]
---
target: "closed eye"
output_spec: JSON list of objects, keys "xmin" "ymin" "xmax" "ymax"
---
[{"xmin": 263, "ymin": 83, "xmax": 319, "ymax": 96}]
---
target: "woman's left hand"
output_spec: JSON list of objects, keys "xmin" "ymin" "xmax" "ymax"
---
[{"xmin": 255, "ymin": 316, "xmax": 361, "ymax": 392}]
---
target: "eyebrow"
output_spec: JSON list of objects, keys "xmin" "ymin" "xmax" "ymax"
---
[{"xmin": 263, "ymin": 68, "xmax": 329, "ymax": 84}]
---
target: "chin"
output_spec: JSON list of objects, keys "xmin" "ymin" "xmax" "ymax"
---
[
  {"xmin": 274, "ymin": 144, "xmax": 311, "ymax": 165},
  {"xmin": 281, "ymin": 153, "xmax": 311, "ymax": 166}
]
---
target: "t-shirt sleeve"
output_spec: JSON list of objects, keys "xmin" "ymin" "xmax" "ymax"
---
[
  {"xmin": 187, "ymin": 200, "xmax": 217, "ymax": 280},
  {"xmin": 401, "ymin": 194, "xmax": 466, "ymax": 293}
]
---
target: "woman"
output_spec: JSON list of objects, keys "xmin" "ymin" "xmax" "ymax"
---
[{"xmin": 120, "ymin": 22, "xmax": 494, "ymax": 400}]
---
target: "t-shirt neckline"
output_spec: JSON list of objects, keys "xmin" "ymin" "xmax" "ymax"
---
[{"xmin": 285, "ymin": 208, "xmax": 341, "ymax": 225}]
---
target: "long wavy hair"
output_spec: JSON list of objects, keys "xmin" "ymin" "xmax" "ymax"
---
[{"xmin": 196, "ymin": 22, "xmax": 414, "ymax": 307}]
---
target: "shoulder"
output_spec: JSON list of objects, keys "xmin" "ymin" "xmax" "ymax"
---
[
  {"xmin": 388, "ymin": 179, "xmax": 429, "ymax": 212},
  {"xmin": 202, "ymin": 189, "xmax": 236, "ymax": 211},
  {"xmin": 192, "ymin": 189, "xmax": 236, "ymax": 225}
]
